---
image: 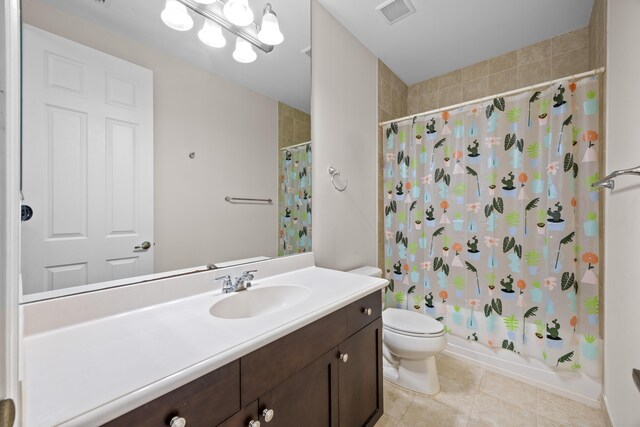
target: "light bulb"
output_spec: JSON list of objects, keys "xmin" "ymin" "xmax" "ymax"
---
[
  {"xmin": 232, "ymin": 37, "xmax": 257, "ymax": 63},
  {"xmin": 223, "ymin": 0, "xmax": 254, "ymax": 27},
  {"xmin": 258, "ymin": 5, "xmax": 283, "ymax": 45},
  {"xmin": 198, "ymin": 20, "xmax": 226, "ymax": 48},
  {"xmin": 161, "ymin": 0, "xmax": 193, "ymax": 31}
]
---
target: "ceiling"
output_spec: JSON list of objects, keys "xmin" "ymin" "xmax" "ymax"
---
[
  {"xmin": 317, "ymin": 0, "xmax": 594, "ymax": 85},
  {"xmin": 32, "ymin": 1, "xmax": 595, "ymax": 108},
  {"xmin": 36, "ymin": 0, "xmax": 311, "ymax": 113}
]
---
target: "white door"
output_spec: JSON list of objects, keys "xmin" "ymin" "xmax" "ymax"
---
[{"xmin": 21, "ymin": 25, "xmax": 154, "ymax": 295}]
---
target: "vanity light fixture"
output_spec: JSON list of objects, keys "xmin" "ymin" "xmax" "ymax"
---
[
  {"xmin": 223, "ymin": 0, "xmax": 254, "ymax": 27},
  {"xmin": 161, "ymin": 0, "xmax": 194, "ymax": 31},
  {"xmin": 232, "ymin": 37, "xmax": 257, "ymax": 63},
  {"xmin": 198, "ymin": 19, "xmax": 227, "ymax": 47},
  {"xmin": 162, "ymin": 0, "xmax": 283, "ymax": 63},
  {"xmin": 257, "ymin": 3, "xmax": 283, "ymax": 45}
]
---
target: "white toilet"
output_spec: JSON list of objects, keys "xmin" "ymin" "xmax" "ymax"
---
[{"xmin": 348, "ymin": 266, "xmax": 447, "ymax": 395}]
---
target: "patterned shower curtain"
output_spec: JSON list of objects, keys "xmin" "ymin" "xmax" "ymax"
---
[
  {"xmin": 383, "ymin": 76, "xmax": 601, "ymax": 376},
  {"xmin": 279, "ymin": 144, "xmax": 312, "ymax": 256}
]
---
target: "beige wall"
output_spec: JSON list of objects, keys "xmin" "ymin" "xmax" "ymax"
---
[
  {"xmin": 23, "ymin": 0, "xmax": 279, "ymax": 273},
  {"xmin": 278, "ymin": 102, "xmax": 310, "ymax": 149},
  {"xmin": 407, "ymin": 27, "xmax": 591, "ymax": 115},
  {"xmin": 311, "ymin": 0, "xmax": 378, "ymax": 271}
]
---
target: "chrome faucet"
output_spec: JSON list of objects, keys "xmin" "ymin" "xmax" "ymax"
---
[{"xmin": 215, "ymin": 270, "xmax": 258, "ymax": 293}]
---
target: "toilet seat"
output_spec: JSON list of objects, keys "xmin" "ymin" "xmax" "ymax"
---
[{"xmin": 383, "ymin": 308, "xmax": 444, "ymax": 337}]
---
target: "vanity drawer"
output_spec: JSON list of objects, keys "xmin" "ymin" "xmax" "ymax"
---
[
  {"xmin": 346, "ymin": 290, "xmax": 382, "ymax": 337},
  {"xmin": 103, "ymin": 361, "xmax": 240, "ymax": 427}
]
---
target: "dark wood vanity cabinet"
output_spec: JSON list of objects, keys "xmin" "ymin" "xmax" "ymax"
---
[
  {"xmin": 338, "ymin": 320, "xmax": 383, "ymax": 427},
  {"xmin": 103, "ymin": 361, "xmax": 241, "ymax": 427},
  {"xmin": 104, "ymin": 291, "xmax": 383, "ymax": 427}
]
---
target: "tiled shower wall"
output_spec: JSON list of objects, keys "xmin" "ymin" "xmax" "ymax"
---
[
  {"xmin": 377, "ymin": 60, "xmax": 408, "ymax": 266},
  {"xmin": 378, "ymin": 59, "xmax": 408, "ymax": 123},
  {"xmin": 406, "ymin": 26, "xmax": 590, "ymax": 116},
  {"xmin": 589, "ymin": 0, "xmax": 606, "ymax": 69},
  {"xmin": 278, "ymin": 102, "xmax": 311, "ymax": 149}
]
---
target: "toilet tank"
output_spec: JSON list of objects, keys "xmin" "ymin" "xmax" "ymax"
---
[
  {"xmin": 348, "ymin": 266, "xmax": 385, "ymax": 311},
  {"xmin": 347, "ymin": 266, "xmax": 382, "ymax": 278}
]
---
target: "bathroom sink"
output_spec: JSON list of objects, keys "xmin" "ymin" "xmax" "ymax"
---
[{"xmin": 210, "ymin": 285, "xmax": 312, "ymax": 319}]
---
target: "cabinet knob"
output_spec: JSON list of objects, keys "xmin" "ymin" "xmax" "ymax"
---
[
  {"xmin": 169, "ymin": 416, "xmax": 186, "ymax": 427},
  {"xmin": 248, "ymin": 420, "xmax": 261, "ymax": 427},
  {"xmin": 363, "ymin": 307, "xmax": 372, "ymax": 316},
  {"xmin": 339, "ymin": 353, "xmax": 349, "ymax": 363},
  {"xmin": 262, "ymin": 408, "xmax": 275, "ymax": 423}
]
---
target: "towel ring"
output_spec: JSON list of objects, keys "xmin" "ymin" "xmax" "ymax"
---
[{"xmin": 328, "ymin": 167, "xmax": 348, "ymax": 192}]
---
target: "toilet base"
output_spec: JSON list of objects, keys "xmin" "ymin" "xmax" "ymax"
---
[{"xmin": 383, "ymin": 355, "xmax": 441, "ymax": 395}]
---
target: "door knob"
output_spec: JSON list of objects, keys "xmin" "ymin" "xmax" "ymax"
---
[
  {"xmin": 134, "ymin": 241, "xmax": 151, "ymax": 250},
  {"xmin": 363, "ymin": 307, "xmax": 372, "ymax": 316},
  {"xmin": 339, "ymin": 353, "xmax": 349, "ymax": 363},
  {"xmin": 248, "ymin": 420, "xmax": 261, "ymax": 427},
  {"xmin": 169, "ymin": 416, "xmax": 186, "ymax": 427},
  {"xmin": 261, "ymin": 408, "xmax": 274, "ymax": 422}
]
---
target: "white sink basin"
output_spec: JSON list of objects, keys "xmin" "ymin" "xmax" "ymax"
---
[{"xmin": 210, "ymin": 285, "xmax": 312, "ymax": 319}]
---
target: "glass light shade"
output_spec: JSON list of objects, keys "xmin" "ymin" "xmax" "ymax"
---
[
  {"xmin": 198, "ymin": 20, "xmax": 226, "ymax": 48},
  {"xmin": 161, "ymin": 0, "xmax": 193, "ymax": 31},
  {"xmin": 223, "ymin": 0, "xmax": 254, "ymax": 27},
  {"xmin": 194, "ymin": 0, "xmax": 216, "ymax": 3},
  {"xmin": 232, "ymin": 37, "xmax": 257, "ymax": 63},
  {"xmin": 258, "ymin": 10, "xmax": 283, "ymax": 45}
]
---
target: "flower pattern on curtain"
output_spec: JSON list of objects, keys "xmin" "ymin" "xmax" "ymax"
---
[
  {"xmin": 279, "ymin": 144, "xmax": 312, "ymax": 256},
  {"xmin": 383, "ymin": 76, "xmax": 601, "ymax": 376}
]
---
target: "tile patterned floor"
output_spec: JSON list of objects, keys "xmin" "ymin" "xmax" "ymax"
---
[{"xmin": 376, "ymin": 354, "xmax": 606, "ymax": 427}]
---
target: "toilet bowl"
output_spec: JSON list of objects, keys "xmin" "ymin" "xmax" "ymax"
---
[
  {"xmin": 347, "ymin": 266, "xmax": 447, "ymax": 395},
  {"xmin": 382, "ymin": 308, "xmax": 446, "ymax": 395}
]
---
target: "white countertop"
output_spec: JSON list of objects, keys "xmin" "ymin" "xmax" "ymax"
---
[{"xmin": 22, "ymin": 261, "xmax": 387, "ymax": 426}]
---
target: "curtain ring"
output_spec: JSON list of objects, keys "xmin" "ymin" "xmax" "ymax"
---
[{"xmin": 328, "ymin": 167, "xmax": 347, "ymax": 192}]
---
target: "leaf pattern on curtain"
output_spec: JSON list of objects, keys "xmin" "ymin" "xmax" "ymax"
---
[
  {"xmin": 279, "ymin": 144, "xmax": 312, "ymax": 256},
  {"xmin": 383, "ymin": 76, "xmax": 601, "ymax": 376}
]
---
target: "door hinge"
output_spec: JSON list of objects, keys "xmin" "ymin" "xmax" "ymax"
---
[{"xmin": 0, "ymin": 399, "xmax": 15, "ymax": 427}]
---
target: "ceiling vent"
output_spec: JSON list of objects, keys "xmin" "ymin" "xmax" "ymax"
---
[
  {"xmin": 376, "ymin": 0, "xmax": 416, "ymax": 25},
  {"xmin": 93, "ymin": 0, "xmax": 114, "ymax": 7}
]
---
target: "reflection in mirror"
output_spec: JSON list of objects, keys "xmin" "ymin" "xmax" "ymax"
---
[{"xmin": 20, "ymin": 0, "xmax": 310, "ymax": 299}]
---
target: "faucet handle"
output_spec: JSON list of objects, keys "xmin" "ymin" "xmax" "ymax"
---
[
  {"xmin": 215, "ymin": 275, "xmax": 232, "ymax": 286},
  {"xmin": 241, "ymin": 269, "xmax": 258, "ymax": 280}
]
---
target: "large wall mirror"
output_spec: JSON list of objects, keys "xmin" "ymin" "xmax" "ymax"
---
[{"xmin": 20, "ymin": 0, "xmax": 311, "ymax": 300}]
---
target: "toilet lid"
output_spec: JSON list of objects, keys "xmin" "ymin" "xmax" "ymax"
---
[{"xmin": 383, "ymin": 308, "xmax": 444, "ymax": 335}]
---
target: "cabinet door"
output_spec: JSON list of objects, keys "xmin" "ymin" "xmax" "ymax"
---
[
  {"xmin": 258, "ymin": 349, "xmax": 338, "ymax": 427},
  {"xmin": 338, "ymin": 318, "xmax": 383, "ymax": 427}
]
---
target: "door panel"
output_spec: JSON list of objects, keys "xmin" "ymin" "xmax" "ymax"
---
[
  {"xmin": 47, "ymin": 105, "xmax": 88, "ymax": 239},
  {"xmin": 22, "ymin": 25, "xmax": 153, "ymax": 294}
]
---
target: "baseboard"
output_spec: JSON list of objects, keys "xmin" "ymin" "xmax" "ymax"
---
[
  {"xmin": 602, "ymin": 395, "xmax": 614, "ymax": 427},
  {"xmin": 443, "ymin": 335, "xmax": 602, "ymax": 409}
]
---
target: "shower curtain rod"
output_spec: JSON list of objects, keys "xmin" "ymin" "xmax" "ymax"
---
[
  {"xmin": 280, "ymin": 141, "xmax": 311, "ymax": 150},
  {"xmin": 379, "ymin": 66, "xmax": 606, "ymax": 127}
]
